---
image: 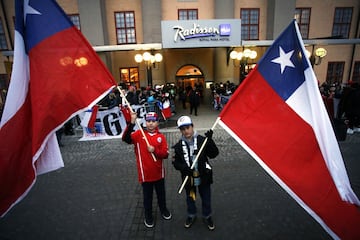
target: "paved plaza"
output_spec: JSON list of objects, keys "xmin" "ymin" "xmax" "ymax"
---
[{"xmin": 1, "ymin": 100, "xmax": 359, "ymax": 240}]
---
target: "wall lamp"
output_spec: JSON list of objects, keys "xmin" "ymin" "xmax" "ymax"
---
[
  {"xmin": 307, "ymin": 47, "xmax": 327, "ymax": 67},
  {"xmin": 230, "ymin": 49, "xmax": 257, "ymax": 84},
  {"xmin": 135, "ymin": 52, "xmax": 163, "ymax": 68}
]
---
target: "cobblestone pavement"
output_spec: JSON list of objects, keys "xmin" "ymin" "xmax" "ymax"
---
[{"xmin": 0, "ymin": 101, "xmax": 359, "ymax": 240}]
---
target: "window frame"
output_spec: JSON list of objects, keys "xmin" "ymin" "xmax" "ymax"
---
[
  {"xmin": 114, "ymin": 11, "xmax": 137, "ymax": 45},
  {"xmin": 332, "ymin": 7, "xmax": 353, "ymax": 39},
  {"xmin": 178, "ymin": 9, "xmax": 198, "ymax": 20},
  {"xmin": 68, "ymin": 14, "xmax": 81, "ymax": 30},
  {"xmin": 240, "ymin": 8, "xmax": 260, "ymax": 40},
  {"xmin": 120, "ymin": 67, "xmax": 140, "ymax": 89},
  {"xmin": 294, "ymin": 8, "xmax": 311, "ymax": 39},
  {"xmin": 326, "ymin": 62, "xmax": 345, "ymax": 85},
  {"xmin": 352, "ymin": 61, "xmax": 360, "ymax": 83},
  {"xmin": 0, "ymin": 17, "xmax": 8, "ymax": 50}
]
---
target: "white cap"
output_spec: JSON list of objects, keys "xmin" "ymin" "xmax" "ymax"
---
[{"xmin": 177, "ymin": 116, "xmax": 193, "ymax": 128}]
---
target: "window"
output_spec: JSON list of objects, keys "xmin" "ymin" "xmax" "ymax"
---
[
  {"xmin": 178, "ymin": 9, "xmax": 198, "ymax": 20},
  {"xmin": 120, "ymin": 67, "xmax": 139, "ymax": 89},
  {"xmin": 326, "ymin": 62, "xmax": 345, "ymax": 85},
  {"xmin": 294, "ymin": 8, "xmax": 311, "ymax": 39},
  {"xmin": 241, "ymin": 8, "xmax": 259, "ymax": 40},
  {"xmin": 332, "ymin": 7, "xmax": 352, "ymax": 38},
  {"xmin": 115, "ymin": 11, "xmax": 136, "ymax": 44},
  {"xmin": 68, "ymin": 14, "xmax": 81, "ymax": 30},
  {"xmin": 0, "ymin": 18, "xmax": 8, "ymax": 50},
  {"xmin": 352, "ymin": 61, "xmax": 360, "ymax": 83}
]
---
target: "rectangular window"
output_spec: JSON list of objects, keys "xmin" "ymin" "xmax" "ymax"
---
[
  {"xmin": 294, "ymin": 8, "xmax": 311, "ymax": 39},
  {"xmin": 332, "ymin": 7, "xmax": 353, "ymax": 38},
  {"xmin": 241, "ymin": 8, "xmax": 259, "ymax": 40},
  {"xmin": 326, "ymin": 62, "xmax": 345, "ymax": 85},
  {"xmin": 0, "ymin": 18, "xmax": 8, "ymax": 50},
  {"xmin": 178, "ymin": 9, "xmax": 198, "ymax": 20},
  {"xmin": 115, "ymin": 11, "xmax": 136, "ymax": 44},
  {"xmin": 352, "ymin": 61, "xmax": 360, "ymax": 83},
  {"xmin": 120, "ymin": 67, "xmax": 139, "ymax": 89},
  {"xmin": 68, "ymin": 14, "xmax": 81, "ymax": 30}
]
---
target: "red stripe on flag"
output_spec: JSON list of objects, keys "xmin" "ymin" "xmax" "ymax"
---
[
  {"xmin": 0, "ymin": 97, "xmax": 34, "ymax": 215},
  {"xmin": 220, "ymin": 70, "xmax": 360, "ymax": 239}
]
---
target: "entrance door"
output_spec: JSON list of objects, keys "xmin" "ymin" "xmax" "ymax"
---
[{"xmin": 176, "ymin": 65, "xmax": 204, "ymax": 94}]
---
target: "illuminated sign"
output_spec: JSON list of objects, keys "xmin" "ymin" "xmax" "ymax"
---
[{"xmin": 161, "ymin": 19, "xmax": 241, "ymax": 48}]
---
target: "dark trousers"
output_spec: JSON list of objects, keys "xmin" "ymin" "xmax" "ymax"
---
[
  {"xmin": 190, "ymin": 104, "xmax": 198, "ymax": 115},
  {"xmin": 142, "ymin": 179, "xmax": 167, "ymax": 218},
  {"xmin": 185, "ymin": 183, "xmax": 212, "ymax": 218}
]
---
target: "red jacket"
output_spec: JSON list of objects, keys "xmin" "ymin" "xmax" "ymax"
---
[{"xmin": 123, "ymin": 124, "xmax": 169, "ymax": 183}]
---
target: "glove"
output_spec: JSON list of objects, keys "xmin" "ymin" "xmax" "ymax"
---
[
  {"xmin": 205, "ymin": 129, "xmax": 213, "ymax": 139},
  {"xmin": 184, "ymin": 167, "xmax": 193, "ymax": 177}
]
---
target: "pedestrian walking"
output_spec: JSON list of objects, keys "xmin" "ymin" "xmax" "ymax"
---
[
  {"xmin": 172, "ymin": 115, "xmax": 219, "ymax": 230},
  {"xmin": 188, "ymin": 87, "xmax": 201, "ymax": 116},
  {"xmin": 122, "ymin": 111, "xmax": 172, "ymax": 228}
]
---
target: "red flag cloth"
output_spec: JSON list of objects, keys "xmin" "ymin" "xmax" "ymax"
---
[
  {"xmin": 0, "ymin": 0, "xmax": 116, "ymax": 216},
  {"xmin": 219, "ymin": 21, "xmax": 360, "ymax": 239}
]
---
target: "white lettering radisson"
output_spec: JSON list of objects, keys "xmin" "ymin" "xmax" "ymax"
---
[{"xmin": 173, "ymin": 23, "xmax": 220, "ymax": 42}]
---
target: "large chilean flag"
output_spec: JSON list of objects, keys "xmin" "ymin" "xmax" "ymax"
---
[
  {"xmin": 0, "ymin": 0, "xmax": 116, "ymax": 216},
  {"xmin": 219, "ymin": 21, "xmax": 360, "ymax": 239}
]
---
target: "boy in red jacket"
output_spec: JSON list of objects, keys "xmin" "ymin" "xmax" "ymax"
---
[{"xmin": 122, "ymin": 111, "xmax": 172, "ymax": 228}]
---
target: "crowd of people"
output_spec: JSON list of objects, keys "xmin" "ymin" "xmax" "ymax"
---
[{"xmin": 320, "ymin": 81, "xmax": 360, "ymax": 135}]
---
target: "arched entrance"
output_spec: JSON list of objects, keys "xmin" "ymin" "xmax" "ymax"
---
[{"xmin": 176, "ymin": 65, "xmax": 204, "ymax": 92}]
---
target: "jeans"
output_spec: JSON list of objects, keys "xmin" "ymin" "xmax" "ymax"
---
[
  {"xmin": 142, "ymin": 179, "xmax": 167, "ymax": 218},
  {"xmin": 185, "ymin": 183, "xmax": 212, "ymax": 218}
]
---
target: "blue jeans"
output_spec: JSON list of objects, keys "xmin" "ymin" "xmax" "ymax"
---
[
  {"xmin": 185, "ymin": 183, "xmax": 212, "ymax": 218},
  {"xmin": 142, "ymin": 179, "xmax": 167, "ymax": 218}
]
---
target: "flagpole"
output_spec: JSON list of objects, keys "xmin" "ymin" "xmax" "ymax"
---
[
  {"xmin": 117, "ymin": 86, "xmax": 157, "ymax": 162},
  {"xmin": 178, "ymin": 117, "xmax": 220, "ymax": 194}
]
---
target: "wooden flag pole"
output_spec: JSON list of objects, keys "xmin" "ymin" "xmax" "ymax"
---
[
  {"xmin": 117, "ymin": 86, "xmax": 157, "ymax": 162},
  {"xmin": 178, "ymin": 117, "xmax": 220, "ymax": 194}
]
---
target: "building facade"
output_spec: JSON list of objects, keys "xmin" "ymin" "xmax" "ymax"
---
[{"xmin": 0, "ymin": 0, "xmax": 359, "ymax": 104}]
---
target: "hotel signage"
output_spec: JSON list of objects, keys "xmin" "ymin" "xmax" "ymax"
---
[{"xmin": 161, "ymin": 19, "xmax": 241, "ymax": 48}]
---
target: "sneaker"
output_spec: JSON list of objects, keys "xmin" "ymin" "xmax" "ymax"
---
[
  {"xmin": 347, "ymin": 128, "xmax": 354, "ymax": 134},
  {"xmin": 144, "ymin": 216, "xmax": 154, "ymax": 228},
  {"xmin": 184, "ymin": 216, "xmax": 196, "ymax": 228},
  {"xmin": 204, "ymin": 217, "xmax": 215, "ymax": 231},
  {"xmin": 161, "ymin": 209, "xmax": 172, "ymax": 220}
]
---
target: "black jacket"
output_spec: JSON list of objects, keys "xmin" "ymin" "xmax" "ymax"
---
[{"xmin": 172, "ymin": 134, "xmax": 219, "ymax": 187}]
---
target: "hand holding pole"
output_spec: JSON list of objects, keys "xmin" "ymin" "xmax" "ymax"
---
[
  {"xmin": 117, "ymin": 86, "xmax": 157, "ymax": 162},
  {"xmin": 178, "ymin": 117, "xmax": 220, "ymax": 194}
]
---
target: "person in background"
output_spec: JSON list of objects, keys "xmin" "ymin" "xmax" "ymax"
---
[
  {"xmin": 122, "ymin": 111, "xmax": 172, "ymax": 228},
  {"xmin": 172, "ymin": 116, "xmax": 219, "ymax": 231},
  {"xmin": 188, "ymin": 87, "xmax": 201, "ymax": 116}
]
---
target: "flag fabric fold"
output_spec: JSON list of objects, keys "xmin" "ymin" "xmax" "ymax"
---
[
  {"xmin": 157, "ymin": 99, "xmax": 172, "ymax": 119},
  {"xmin": 218, "ymin": 20, "xmax": 360, "ymax": 239},
  {"xmin": 0, "ymin": 0, "xmax": 116, "ymax": 217}
]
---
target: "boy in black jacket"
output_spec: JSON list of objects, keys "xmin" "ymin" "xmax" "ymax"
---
[{"xmin": 172, "ymin": 116, "xmax": 219, "ymax": 230}]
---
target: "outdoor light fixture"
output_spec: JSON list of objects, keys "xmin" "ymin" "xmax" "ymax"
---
[
  {"xmin": 230, "ymin": 49, "xmax": 257, "ymax": 83},
  {"xmin": 308, "ymin": 46, "xmax": 327, "ymax": 66},
  {"xmin": 134, "ymin": 51, "xmax": 163, "ymax": 87}
]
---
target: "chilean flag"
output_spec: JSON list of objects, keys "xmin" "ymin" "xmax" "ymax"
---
[
  {"xmin": 157, "ymin": 99, "xmax": 172, "ymax": 120},
  {"xmin": 218, "ymin": 20, "xmax": 360, "ymax": 239},
  {"xmin": 0, "ymin": 0, "xmax": 116, "ymax": 216}
]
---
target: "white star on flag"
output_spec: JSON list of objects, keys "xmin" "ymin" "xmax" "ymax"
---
[
  {"xmin": 271, "ymin": 46, "xmax": 295, "ymax": 74},
  {"xmin": 24, "ymin": 0, "xmax": 41, "ymax": 22}
]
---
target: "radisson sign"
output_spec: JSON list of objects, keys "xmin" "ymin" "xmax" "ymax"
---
[{"xmin": 161, "ymin": 19, "xmax": 241, "ymax": 49}]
